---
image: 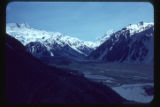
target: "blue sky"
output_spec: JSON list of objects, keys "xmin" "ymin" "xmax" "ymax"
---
[{"xmin": 6, "ymin": 2, "xmax": 153, "ymax": 41}]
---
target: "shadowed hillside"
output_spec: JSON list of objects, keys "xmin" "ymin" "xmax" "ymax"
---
[{"xmin": 5, "ymin": 34, "xmax": 128, "ymax": 103}]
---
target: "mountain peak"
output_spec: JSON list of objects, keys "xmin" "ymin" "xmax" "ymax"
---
[
  {"xmin": 7, "ymin": 22, "xmax": 31, "ymax": 29},
  {"xmin": 127, "ymin": 22, "xmax": 153, "ymax": 28},
  {"xmin": 125, "ymin": 22, "xmax": 154, "ymax": 36},
  {"xmin": 137, "ymin": 21, "xmax": 144, "ymax": 26},
  {"xmin": 19, "ymin": 22, "xmax": 31, "ymax": 28},
  {"xmin": 89, "ymin": 22, "xmax": 154, "ymax": 64}
]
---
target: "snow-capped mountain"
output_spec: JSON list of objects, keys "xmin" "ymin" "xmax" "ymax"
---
[
  {"xmin": 88, "ymin": 22, "xmax": 154, "ymax": 64},
  {"xmin": 125, "ymin": 22, "xmax": 153, "ymax": 36},
  {"xmin": 6, "ymin": 22, "xmax": 154, "ymax": 64},
  {"xmin": 6, "ymin": 23, "xmax": 99, "ymax": 59}
]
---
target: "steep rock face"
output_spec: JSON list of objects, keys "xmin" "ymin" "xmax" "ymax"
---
[
  {"xmin": 77, "ymin": 45, "xmax": 94, "ymax": 56},
  {"xmin": 88, "ymin": 22, "xmax": 154, "ymax": 64},
  {"xmin": 25, "ymin": 41, "xmax": 51, "ymax": 58},
  {"xmin": 6, "ymin": 34, "xmax": 127, "ymax": 103},
  {"xmin": 25, "ymin": 41, "xmax": 86, "ymax": 60}
]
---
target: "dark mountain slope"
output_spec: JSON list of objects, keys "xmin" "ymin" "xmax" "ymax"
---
[
  {"xmin": 88, "ymin": 24, "xmax": 154, "ymax": 64},
  {"xmin": 25, "ymin": 41, "xmax": 86, "ymax": 59},
  {"xmin": 5, "ymin": 34, "xmax": 127, "ymax": 103}
]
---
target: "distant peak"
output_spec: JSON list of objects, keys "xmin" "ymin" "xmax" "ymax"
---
[
  {"xmin": 127, "ymin": 22, "xmax": 153, "ymax": 27},
  {"xmin": 125, "ymin": 22, "xmax": 154, "ymax": 36},
  {"xmin": 138, "ymin": 21, "xmax": 144, "ymax": 25},
  {"xmin": 7, "ymin": 22, "xmax": 31, "ymax": 29},
  {"xmin": 18, "ymin": 22, "xmax": 31, "ymax": 28},
  {"xmin": 7, "ymin": 22, "xmax": 19, "ymax": 27}
]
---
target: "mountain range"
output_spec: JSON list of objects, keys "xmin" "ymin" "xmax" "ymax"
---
[
  {"xmin": 6, "ymin": 22, "xmax": 154, "ymax": 64},
  {"xmin": 5, "ymin": 21, "xmax": 154, "ymax": 103},
  {"xmin": 6, "ymin": 23, "xmax": 98, "ymax": 57}
]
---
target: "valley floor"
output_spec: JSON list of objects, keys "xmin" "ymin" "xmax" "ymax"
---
[{"xmin": 49, "ymin": 61, "xmax": 154, "ymax": 103}]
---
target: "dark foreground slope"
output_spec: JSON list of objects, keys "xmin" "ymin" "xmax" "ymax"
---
[{"xmin": 5, "ymin": 34, "xmax": 127, "ymax": 103}]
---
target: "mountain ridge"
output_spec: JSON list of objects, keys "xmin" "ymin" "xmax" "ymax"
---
[
  {"xmin": 88, "ymin": 22, "xmax": 154, "ymax": 64},
  {"xmin": 6, "ymin": 22, "xmax": 154, "ymax": 64},
  {"xmin": 6, "ymin": 22, "xmax": 100, "ymax": 60}
]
